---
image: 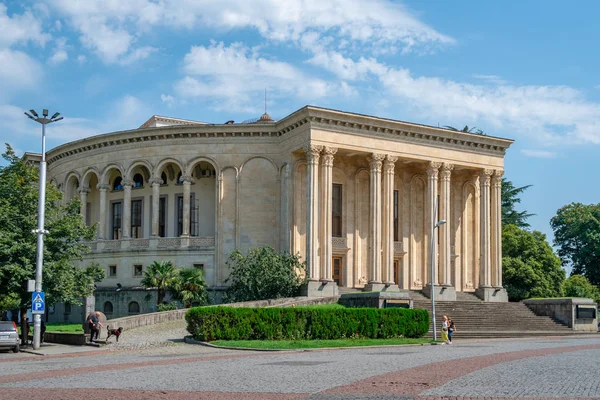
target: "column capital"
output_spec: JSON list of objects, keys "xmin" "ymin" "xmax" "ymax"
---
[
  {"xmin": 149, "ymin": 177, "xmax": 163, "ymax": 186},
  {"xmin": 383, "ymin": 155, "xmax": 397, "ymax": 174},
  {"xmin": 180, "ymin": 175, "xmax": 194, "ymax": 184},
  {"xmin": 426, "ymin": 161, "xmax": 441, "ymax": 178},
  {"xmin": 304, "ymin": 144, "xmax": 323, "ymax": 160},
  {"xmin": 440, "ymin": 163, "xmax": 454, "ymax": 181},
  {"xmin": 480, "ymin": 169, "xmax": 493, "ymax": 185},
  {"xmin": 78, "ymin": 186, "xmax": 90, "ymax": 194},
  {"xmin": 322, "ymin": 146, "xmax": 338, "ymax": 156},
  {"xmin": 121, "ymin": 179, "xmax": 135, "ymax": 188},
  {"xmin": 491, "ymin": 170, "xmax": 504, "ymax": 185},
  {"xmin": 368, "ymin": 153, "xmax": 385, "ymax": 171},
  {"xmin": 96, "ymin": 183, "xmax": 109, "ymax": 191}
]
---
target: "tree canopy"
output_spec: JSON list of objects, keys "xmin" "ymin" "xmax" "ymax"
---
[
  {"xmin": 563, "ymin": 274, "xmax": 600, "ymax": 303},
  {"xmin": 501, "ymin": 178, "xmax": 534, "ymax": 229},
  {"xmin": 0, "ymin": 144, "xmax": 104, "ymax": 313},
  {"xmin": 444, "ymin": 125, "xmax": 485, "ymax": 135},
  {"xmin": 224, "ymin": 247, "xmax": 306, "ymax": 303},
  {"xmin": 551, "ymin": 202, "xmax": 600, "ymax": 286},
  {"xmin": 141, "ymin": 261, "xmax": 178, "ymax": 306},
  {"xmin": 502, "ymin": 224, "xmax": 565, "ymax": 301}
]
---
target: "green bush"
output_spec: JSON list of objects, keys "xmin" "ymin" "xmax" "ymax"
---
[
  {"xmin": 157, "ymin": 302, "xmax": 178, "ymax": 312},
  {"xmin": 186, "ymin": 307, "xmax": 429, "ymax": 341}
]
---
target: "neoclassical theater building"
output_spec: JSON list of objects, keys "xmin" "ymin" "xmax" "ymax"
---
[{"xmin": 34, "ymin": 106, "xmax": 513, "ymax": 321}]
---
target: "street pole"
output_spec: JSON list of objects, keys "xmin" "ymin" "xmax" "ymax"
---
[
  {"xmin": 429, "ymin": 196, "xmax": 446, "ymax": 342},
  {"xmin": 25, "ymin": 109, "xmax": 63, "ymax": 350}
]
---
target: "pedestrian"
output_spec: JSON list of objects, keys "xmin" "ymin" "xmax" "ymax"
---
[
  {"xmin": 441, "ymin": 315, "xmax": 449, "ymax": 344},
  {"xmin": 40, "ymin": 320, "xmax": 46, "ymax": 344},
  {"xmin": 448, "ymin": 316, "xmax": 456, "ymax": 344},
  {"xmin": 88, "ymin": 312, "xmax": 104, "ymax": 343}
]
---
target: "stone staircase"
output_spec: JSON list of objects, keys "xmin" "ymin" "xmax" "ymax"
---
[{"xmin": 409, "ymin": 291, "xmax": 573, "ymax": 339}]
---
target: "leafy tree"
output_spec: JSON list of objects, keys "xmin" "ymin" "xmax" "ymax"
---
[
  {"xmin": 0, "ymin": 144, "xmax": 103, "ymax": 314},
  {"xmin": 224, "ymin": 247, "xmax": 306, "ymax": 303},
  {"xmin": 551, "ymin": 202, "xmax": 600, "ymax": 285},
  {"xmin": 444, "ymin": 125, "xmax": 485, "ymax": 135},
  {"xmin": 141, "ymin": 261, "xmax": 177, "ymax": 305},
  {"xmin": 502, "ymin": 224, "xmax": 565, "ymax": 301},
  {"xmin": 501, "ymin": 178, "xmax": 534, "ymax": 228},
  {"xmin": 171, "ymin": 267, "xmax": 209, "ymax": 308},
  {"xmin": 563, "ymin": 274, "xmax": 600, "ymax": 302}
]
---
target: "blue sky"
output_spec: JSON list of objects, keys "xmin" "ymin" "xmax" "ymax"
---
[{"xmin": 1, "ymin": 0, "xmax": 598, "ymax": 248}]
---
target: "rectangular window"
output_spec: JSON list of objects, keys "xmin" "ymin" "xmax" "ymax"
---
[
  {"xmin": 108, "ymin": 265, "xmax": 117, "ymax": 277},
  {"xmin": 85, "ymin": 202, "xmax": 91, "ymax": 227},
  {"xmin": 111, "ymin": 202, "xmax": 122, "ymax": 240},
  {"xmin": 193, "ymin": 263, "xmax": 204, "ymax": 271},
  {"xmin": 176, "ymin": 194, "xmax": 196, "ymax": 236},
  {"xmin": 133, "ymin": 264, "xmax": 143, "ymax": 276},
  {"xmin": 332, "ymin": 184, "xmax": 342, "ymax": 237},
  {"xmin": 158, "ymin": 197, "xmax": 166, "ymax": 237},
  {"xmin": 131, "ymin": 199, "xmax": 143, "ymax": 239},
  {"xmin": 393, "ymin": 190, "xmax": 399, "ymax": 242}
]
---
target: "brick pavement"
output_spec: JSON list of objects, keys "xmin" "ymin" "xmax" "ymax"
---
[{"xmin": 0, "ymin": 335, "xmax": 599, "ymax": 399}]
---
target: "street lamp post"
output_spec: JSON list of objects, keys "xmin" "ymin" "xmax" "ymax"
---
[
  {"xmin": 429, "ymin": 196, "xmax": 446, "ymax": 342},
  {"xmin": 24, "ymin": 109, "xmax": 63, "ymax": 350}
]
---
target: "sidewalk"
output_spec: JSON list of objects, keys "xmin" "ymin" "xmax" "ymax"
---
[{"xmin": 20, "ymin": 342, "xmax": 108, "ymax": 356}]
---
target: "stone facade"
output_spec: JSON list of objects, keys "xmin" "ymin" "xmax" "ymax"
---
[{"xmin": 36, "ymin": 107, "xmax": 512, "ymax": 321}]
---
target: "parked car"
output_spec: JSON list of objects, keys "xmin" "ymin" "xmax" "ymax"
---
[{"xmin": 0, "ymin": 321, "xmax": 20, "ymax": 353}]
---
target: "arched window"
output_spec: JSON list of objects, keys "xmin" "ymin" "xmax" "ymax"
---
[
  {"xmin": 133, "ymin": 173, "xmax": 144, "ymax": 188},
  {"xmin": 176, "ymin": 172, "xmax": 183, "ymax": 184},
  {"xmin": 161, "ymin": 172, "xmax": 168, "ymax": 185},
  {"xmin": 128, "ymin": 301, "xmax": 140, "ymax": 314},
  {"xmin": 113, "ymin": 176, "xmax": 123, "ymax": 191},
  {"xmin": 103, "ymin": 301, "xmax": 113, "ymax": 315}
]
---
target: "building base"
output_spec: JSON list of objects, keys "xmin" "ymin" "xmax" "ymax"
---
[
  {"xmin": 363, "ymin": 282, "xmax": 385, "ymax": 292},
  {"xmin": 301, "ymin": 280, "xmax": 339, "ymax": 297},
  {"xmin": 422, "ymin": 284, "xmax": 457, "ymax": 301},
  {"xmin": 475, "ymin": 286, "xmax": 508, "ymax": 302}
]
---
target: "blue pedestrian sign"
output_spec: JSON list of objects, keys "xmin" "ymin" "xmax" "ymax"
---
[{"xmin": 32, "ymin": 291, "xmax": 45, "ymax": 314}]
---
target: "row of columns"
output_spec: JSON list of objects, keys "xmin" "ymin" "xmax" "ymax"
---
[
  {"xmin": 304, "ymin": 145, "xmax": 504, "ymax": 291},
  {"xmin": 80, "ymin": 175, "xmax": 196, "ymax": 240}
]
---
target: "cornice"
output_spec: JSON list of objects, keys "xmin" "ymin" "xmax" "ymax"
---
[{"xmin": 46, "ymin": 105, "xmax": 513, "ymax": 166}]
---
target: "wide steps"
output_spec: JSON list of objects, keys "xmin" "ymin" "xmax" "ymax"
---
[{"xmin": 410, "ymin": 296, "xmax": 573, "ymax": 339}]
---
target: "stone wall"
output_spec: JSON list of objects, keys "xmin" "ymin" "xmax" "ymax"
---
[{"xmin": 524, "ymin": 298, "xmax": 598, "ymax": 332}]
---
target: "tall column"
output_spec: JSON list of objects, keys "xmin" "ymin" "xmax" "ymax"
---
[
  {"xmin": 150, "ymin": 177, "xmax": 162, "ymax": 237},
  {"xmin": 320, "ymin": 147, "xmax": 337, "ymax": 282},
  {"xmin": 305, "ymin": 145, "xmax": 322, "ymax": 282},
  {"xmin": 479, "ymin": 169, "xmax": 493, "ymax": 288},
  {"xmin": 368, "ymin": 153, "xmax": 385, "ymax": 286},
  {"xmin": 382, "ymin": 155, "xmax": 398, "ymax": 288},
  {"xmin": 96, "ymin": 183, "xmax": 108, "ymax": 240},
  {"xmin": 181, "ymin": 175, "xmax": 193, "ymax": 237},
  {"xmin": 426, "ymin": 162, "xmax": 441, "ymax": 285},
  {"xmin": 79, "ymin": 187, "xmax": 90, "ymax": 223},
  {"xmin": 439, "ymin": 163, "xmax": 453, "ymax": 285},
  {"xmin": 491, "ymin": 170, "xmax": 503, "ymax": 287},
  {"xmin": 122, "ymin": 180, "xmax": 134, "ymax": 239}
]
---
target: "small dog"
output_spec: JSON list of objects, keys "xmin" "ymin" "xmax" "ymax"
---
[{"xmin": 106, "ymin": 326, "xmax": 124, "ymax": 342}]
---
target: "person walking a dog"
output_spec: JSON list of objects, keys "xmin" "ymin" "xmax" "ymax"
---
[{"xmin": 88, "ymin": 312, "xmax": 104, "ymax": 343}]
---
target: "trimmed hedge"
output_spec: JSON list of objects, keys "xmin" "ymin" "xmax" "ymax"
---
[{"xmin": 185, "ymin": 307, "xmax": 429, "ymax": 341}]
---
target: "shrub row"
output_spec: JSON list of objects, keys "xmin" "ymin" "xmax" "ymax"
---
[{"xmin": 185, "ymin": 307, "xmax": 429, "ymax": 341}]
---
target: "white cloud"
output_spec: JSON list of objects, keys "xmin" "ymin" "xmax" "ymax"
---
[
  {"xmin": 521, "ymin": 149, "xmax": 557, "ymax": 159},
  {"xmin": 175, "ymin": 42, "xmax": 349, "ymax": 111},
  {"xmin": 50, "ymin": 0, "xmax": 452, "ymax": 63},
  {"xmin": 118, "ymin": 46, "xmax": 158, "ymax": 65},
  {"xmin": 473, "ymin": 74, "xmax": 508, "ymax": 85},
  {"xmin": 77, "ymin": 54, "xmax": 87, "ymax": 64},
  {"xmin": 0, "ymin": 4, "xmax": 50, "ymax": 48},
  {"xmin": 48, "ymin": 49, "xmax": 68, "ymax": 64},
  {"xmin": 309, "ymin": 50, "xmax": 600, "ymax": 145},
  {"xmin": 0, "ymin": 49, "xmax": 43, "ymax": 97},
  {"xmin": 161, "ymin": 94, "xmax": 176, "ymax": 107}
]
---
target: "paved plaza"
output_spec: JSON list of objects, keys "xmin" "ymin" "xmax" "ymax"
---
[{"xmin": 0, "ymin": 327, "xmax": 599, "ymax": 400}]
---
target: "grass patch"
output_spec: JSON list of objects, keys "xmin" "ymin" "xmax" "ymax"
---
[
  {"xmin": 45, "ymin": 323, "xmax": 83, "ymax": 333},
  {"xmin": 210, "ymin": 338, "xmax": 432, "ymax": 349}
]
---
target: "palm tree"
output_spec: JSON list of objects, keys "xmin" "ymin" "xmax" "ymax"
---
[
  {"xmin": 171, "ymin": 267, "xmax": 209, "ymax": 308},
  {"xmin": 444, "ymin": 125, "xmax": 486, "ymax": 135},
  {"xmin": 141, "ymin": 261, "xmax": 177, "ymax": 305}
]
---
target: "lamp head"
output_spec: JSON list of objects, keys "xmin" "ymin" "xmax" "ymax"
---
[
  {"xmin": 435, "ymin": 220, "xmax": 447, "ymax": 228},
  {"xmin": 42, "ymin": 109, "xmax": 48, "ymax": 117},
  {"xmin": 29, "ymin": 109, "xmax": 38, "ymax": 117},
  {"xmin": 51, "ymin": 112, "xmax": 60, "ymax": 119},
  {"xmin": 24, "ymin": 112, "xmax": 35, "ymax": 120}
]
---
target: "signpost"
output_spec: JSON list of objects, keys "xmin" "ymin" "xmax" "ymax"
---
[{"xmin": 32, "ymin": 292, "xmax": 45, "ymax": 315}]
